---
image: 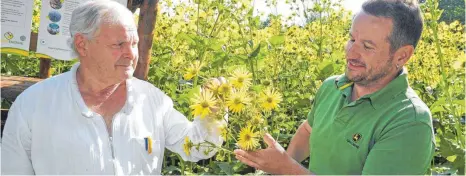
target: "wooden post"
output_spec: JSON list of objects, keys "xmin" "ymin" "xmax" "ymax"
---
[
  {"xmin": 39, "ymin": 58, "xmax": 52, "ymax": 78},
  {"xmin": 133, "ymin": 0, "xmax": 159, "ymax": 81},
  {"xmin": 29, "ymin": 32, "xmax": 52, "ymax": 79}
]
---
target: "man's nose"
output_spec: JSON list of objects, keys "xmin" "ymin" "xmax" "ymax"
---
[
  {"xmin": 121, "ymin": 44, "xmax": 137, "ymax": 60},
  {"xmin": 346, "ymin": 43, "xmax": 361, "ymax": 59}
]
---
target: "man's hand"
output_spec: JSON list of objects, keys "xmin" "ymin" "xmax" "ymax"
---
[
  {"xmin": 234, "ymin": 133, "xmax": 312, "ymax": 175},
  {"xmin": 203, "ymin": 77, "xmax": 227, "ymax": 91},
  {"xmin": 197, "ymin": 77, "xmax": 228, "ymax": 135},
  {"xmin": 202, "ymin": 77, "xmax": 227, "ymax": 114}
]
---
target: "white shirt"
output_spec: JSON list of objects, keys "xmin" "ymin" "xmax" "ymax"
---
[{"xmin": 1, "ymin": 63, "xmax": 223, "ymax": 175}]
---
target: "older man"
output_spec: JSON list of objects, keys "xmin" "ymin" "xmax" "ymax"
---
[
  {"xmin": 234, "ymin": 0, "xmax": 435, "ymax": 175},
  {"xmin": 1, "ymin": 1, "xmax": 223, "ymax": 174}
]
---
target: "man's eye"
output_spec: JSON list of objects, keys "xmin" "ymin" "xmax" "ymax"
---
[
  {"xmin": 363, "ymin": 44, "xmax": 373, "ymax": 50},
  {"xmin": 112, "ymin": 43, "xmax": 124, "ymax": 48}
]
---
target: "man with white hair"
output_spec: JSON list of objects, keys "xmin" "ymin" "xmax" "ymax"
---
[{"xmin": 1, "ymin": 0, "xmax": 223, "ymax": 174}]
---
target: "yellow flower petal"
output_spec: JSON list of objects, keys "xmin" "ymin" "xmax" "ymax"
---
[{"xmin": 237, "ymin": 125, "xmax": 260, "ymax": 151}]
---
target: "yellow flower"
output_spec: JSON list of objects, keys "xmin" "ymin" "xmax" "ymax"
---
[
  {"xmin": 183, "ymin": 61, "xmax": 203, "ymax": 80},
  {"xmin": 226, "ymin": 90, "xmax": 250, "ymax": 113},
  {"xmin": 183, "ymin": 136, "xmax": 193, "ymax": 156},
  {"xmin": 230, "ymin": 68, "xmax": 252, "ymax": 89},
  {"xmin": 218, "ymin": 125, "xmax": 227, "ymax": 141},
  {"xmin": 217, "ymin": 82, "xmax": 232, "ymax": 95},
  {"xmin": 205, "ymin": 78, "xmax": 223, "ymax": 96},
  {"xmin": 250, "ymin": 113, "xmax": 264, "ymax": 125},
  {"xmin": 190, "ymin": 90, "xmax": 217, "ymax": 118},
  {"xmin": 237, "ymin": 125, "xmax": 260, "ymax": 151},
  {"xmin": 259, "ymin": 88, "xmax": 282, "ymax": 111},
  {"xmin": 184, "ymin": 70, "xmax": 196, "ymax": 80}
]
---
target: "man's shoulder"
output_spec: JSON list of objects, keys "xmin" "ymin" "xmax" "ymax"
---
[
  {"xmin": 16, "ymin": 72, "xmax": 72, "ymax": 101},
  {"xmin": 404, "ymin": 88, "xmax": 432, "ymax": 124},
  {"xmin": 130, "ymin": 77, "xmax": 163, "ymax": 93},
  {"xmin": 129, "ymin": 77, "xmax": 172, "ymax": 103},
  {"xmin": 382, "ymin": 87, "xmax": 433, "ymax": 129}
]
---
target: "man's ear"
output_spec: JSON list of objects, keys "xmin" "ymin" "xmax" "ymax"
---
[
  {"xmin": 74, "ymin": 33, "xmax": 88, "ymax": 57},
  {"xmin": 393, "ymin": 45, "xmax": 415, "ymax": 66}
]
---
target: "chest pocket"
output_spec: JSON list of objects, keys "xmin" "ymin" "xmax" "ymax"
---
[{"xmin": 130, "ymin": 136, "xmax": 162, "ymax": 173}]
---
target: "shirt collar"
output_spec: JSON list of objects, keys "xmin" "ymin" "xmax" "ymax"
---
[
  {"xmin": 70, "ymin": 62, "xmax": 136, "ymax": 118},
  {"xmin": 334, "ymin": 67, "xmax": 409, "ymax": 110}
]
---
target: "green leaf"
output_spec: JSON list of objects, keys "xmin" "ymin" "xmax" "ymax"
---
[
  {"xmin": 452, "ymin": 100, "xmax": 465, "ymax": 106},
  {"xmin": 431, "ymin": 106, "xmax": 446, "ymax": 113},
  {"xmin": 447, "ymin": 155, "xmax": 457, "ymax": 162},
  {"xmin": 316, "ymin": 60, "xmax": 335, "ymax": 80},
  {"xmin": 176, "ymin": 33, "xmax": 195, "ymax": 45},
  {"xmin": 249, "ymin": 43, "xmax": 261, "ymax": 58},
  {"xmin": 208, "ymin": 38, "xmax": 223, "ymax": 51},
  {"xmin": 215, "ymin": 162, "xmax": 233, "ymax": 175},
  {"xmin": 432, "ymin": 98, "xmax": 447, "ymax": 107},
  {"xmin": 269, "ymin": 35, "xmax": 285, "ymax": 46}
]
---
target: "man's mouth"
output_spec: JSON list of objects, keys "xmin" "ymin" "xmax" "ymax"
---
[{"xmin": 347, "ymin": 59, "xmax": 365, "ymax": 69}]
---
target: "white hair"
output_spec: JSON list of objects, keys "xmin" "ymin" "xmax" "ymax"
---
[{"xmin": 68, "ymin": 0, "xmax": 135, "ymax": 57}]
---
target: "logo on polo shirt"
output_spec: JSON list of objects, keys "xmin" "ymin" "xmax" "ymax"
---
[
  {"xmin": 352, "ymin": 133, "xmax": 362, "ymax": 142},
  {"xmin": 347, "ymin": 133, "xmax": 362, "ymax": 149}
]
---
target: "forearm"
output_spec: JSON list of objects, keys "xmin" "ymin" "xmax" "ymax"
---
[
  {"xmin": 274, "ymin": 152, "xmax": 314, "ymax": 175},
  {"xmin": 283, "ymin": 159, "xmax": 315, "ymax": 175},
  {"xmin": 168, "ymin": 115, "xmax": 225, "ymax": 162},
  {"xmin": 286, "ymin": 121, "xmax": 312, "ymax": 162}
]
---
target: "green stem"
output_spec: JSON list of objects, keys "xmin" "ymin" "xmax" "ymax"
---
[
  {"xmin": 248, "ymin": 57, "xmax": 257, "ymax": 84},
  {"xmin": 196, "ymin": 1, "xmax": 200, "ymax": 34},
  {"xmin": 194, "ymin": 49, "xmax": 206, "ymax": 87},
  {"xmin": 196, "ymin": 142, "xmax": 235, "ymax": 155},
  {"xmin": 431, "ymin": 22, "xmax": 447, "ymax": 89},
  {"xmin": 275, "ymin": 111, "xmax": 281, "ymax": 141},
  {"xmin": 428, "ymin": 3, "xmax": 463, "ymax": 148},
  {"xmin": 209, "ymin": 10, "xmax": 223, "ymax": 37},
  {"xmin": 318, "ymin": 0, "xmax": 323, "ymax": 58},
  {"xmin": 176, "ymin": 154, "xmax": 185, "ymax": 175},
  {"xmin": 163, "ymin": 152, "xmax": 167, "ymax": 168}
]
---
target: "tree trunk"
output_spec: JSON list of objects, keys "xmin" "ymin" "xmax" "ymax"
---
[{"xmin": 133, "ymin": 0, "xmax": 159, "ymax": 81}]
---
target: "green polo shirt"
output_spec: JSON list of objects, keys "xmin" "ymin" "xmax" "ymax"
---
[{"xmin": 307, "ymin": 70, "xmax": 435, "ymax": 175}]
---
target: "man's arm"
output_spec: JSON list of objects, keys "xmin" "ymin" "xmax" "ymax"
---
[
  {"xmin": 162, "ymin": 102, "xmax": 224, "ymax": 162},
  {"xmin": 286, "ymin": 120, "xmax": 312, "ymax": 162},
  {"xmin": 234, "ymin": 133, "xmax": 315, "ymax": 175},
  {"xmin": 362, "ymin": 122, "xmax": 434, "ymax": 174},
  {"xmin": 1, "ymin": 100, "xmax": 35, "ymax": 175}
]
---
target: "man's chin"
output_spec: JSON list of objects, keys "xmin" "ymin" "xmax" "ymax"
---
[
  {"xmin": 115, "ymin": 71, "xmax": 134, "ymax": 82},
  {"xmin": 124, "ymin": 69, "xmax": 135, "ymax": 78},
  {"xmin": 123, "ymin": 73, "xmax": 134, "ymax": 80},
  {"xmin": 346, "ymin": 73, "xmax": 365, "ymax": 83}
]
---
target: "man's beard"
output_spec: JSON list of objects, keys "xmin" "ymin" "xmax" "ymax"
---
[{"xmin": 346, "ymin": 57, "xmax": 393, "ymax": 86}]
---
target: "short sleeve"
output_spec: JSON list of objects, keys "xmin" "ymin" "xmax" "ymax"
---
[{"xmin": 362, "ymin": 122, "xmax": 434, "ymax": 175}]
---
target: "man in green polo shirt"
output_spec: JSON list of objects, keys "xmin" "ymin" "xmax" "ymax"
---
[{"xmin": 234, "ymin": 0, "xmax": 435, "ymax": 174}]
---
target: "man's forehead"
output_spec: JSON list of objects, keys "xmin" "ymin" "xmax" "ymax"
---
[
  {"xmin": 350, "ymin": 12, "xmax": 393, "ymax": 37},
  {"xmin": 94, "ymin": 23, "xmax": 138, "ymax": 41},
  {"xmin": 352, "ymin": 11, "xmax": 393, "ymax": 26},
  {"xmin": 100, "ymin": 23, "xmax": 137, "ymax": 33}
]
